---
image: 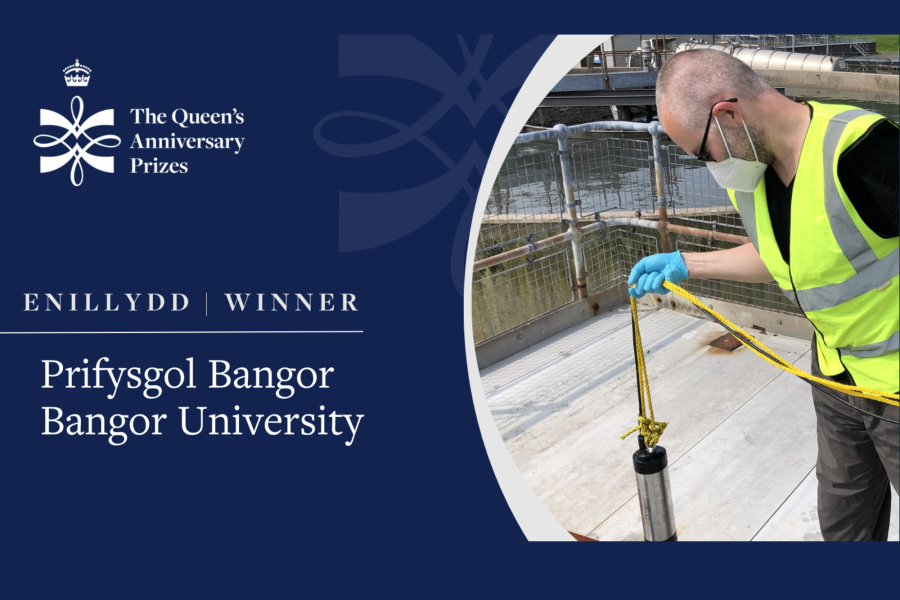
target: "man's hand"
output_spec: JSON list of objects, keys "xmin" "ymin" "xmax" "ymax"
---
[{"xmin": 628, "ymin": 251, "xmax": 690, "ymax": 298}]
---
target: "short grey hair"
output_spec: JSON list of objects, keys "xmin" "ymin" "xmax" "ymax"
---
[{"xmin": 656, "ymin": 49, "xmax": 772, "ymax": 129}]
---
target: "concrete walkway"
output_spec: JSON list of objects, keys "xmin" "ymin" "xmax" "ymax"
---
[{"xmin": 481, "ymin": 307, "xmax": 899, "ymax": 541}]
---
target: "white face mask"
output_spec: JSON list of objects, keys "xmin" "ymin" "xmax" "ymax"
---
[{"xmin": 704, "ymin": 116, "xmax": 767, "ymax": 193}]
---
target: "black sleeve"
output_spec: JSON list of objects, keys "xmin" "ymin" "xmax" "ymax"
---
[{"xmin": 837, "ymin": 119, "xmax": 899, "ymax": 239}]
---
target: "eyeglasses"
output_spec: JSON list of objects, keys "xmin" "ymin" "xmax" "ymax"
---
[{"xmin": 696, "ymin": 98, "xmax": 738, "ymax": 162}]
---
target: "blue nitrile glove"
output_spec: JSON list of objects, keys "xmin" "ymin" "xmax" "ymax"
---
[{"xmin": 628, "ymin": 251, "xmax": 689, "ymax": 299}]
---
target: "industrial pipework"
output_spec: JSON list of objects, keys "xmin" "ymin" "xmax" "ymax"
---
[{"xmin": 676, "ymin": 42, "xmax": 847, "ymax": 71}]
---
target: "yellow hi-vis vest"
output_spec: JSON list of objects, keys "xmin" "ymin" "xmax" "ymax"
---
[{"xmin": 727, "ymin": 101, "xmax": 899, "ymax": 395}]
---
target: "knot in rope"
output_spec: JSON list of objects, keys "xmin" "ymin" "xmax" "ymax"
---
[{"xmin": 621, "ymin": 416, "xmax": 668, "ymax": 447}]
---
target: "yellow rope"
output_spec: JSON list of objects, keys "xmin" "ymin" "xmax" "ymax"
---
[
  {"xmin": 621, "ymin": 281, "xmax": 899, "ymax": 444},
  {"xmin": 620, "ymin": 296, "xmax": 667, "ymax": 446},
  {"xmin": 661, "ymin": 281, "xmax": 898, "ymax": 406}
]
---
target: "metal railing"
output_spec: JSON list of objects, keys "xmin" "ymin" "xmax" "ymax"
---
[
  {"xmin": 713, "ymin": 34, "xmax": 875, "ymax": 52},
  {"xmin": 478, "ymin": 150, "xmax": 566, "ymax": 256},
  {"xmin": 472, "ymin": 119, "xmax": 809, "ymax": 345},
  {"xmin": 841, "ymin": 56, "xmax": 900, "ymax": 74},
  {"xmin": 568, "ymin": 49, "xmax": 676, "ymax": 75}
]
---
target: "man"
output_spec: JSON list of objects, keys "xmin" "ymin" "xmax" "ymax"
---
[{"xmin": 629, "ymin": 49, "xmax": 899, "ymax": 541}]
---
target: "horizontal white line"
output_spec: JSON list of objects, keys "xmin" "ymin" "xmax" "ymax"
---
[{"xmin": 0, "ymin": 331, "xmax": 364, "ymax": 335}]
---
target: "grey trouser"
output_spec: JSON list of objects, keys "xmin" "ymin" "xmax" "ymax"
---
[{"xmin": 811, "ymin": 340, "xmax": 899, "ymax": 541}]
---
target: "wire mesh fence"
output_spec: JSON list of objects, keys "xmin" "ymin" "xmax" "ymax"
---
[
  {"xmin": 675, "ymin": 240, "xmax": 803, "ymax": 315},
  {"xmin": 476, "ymin": 150, "xmax": 566, "ymax": 255},
  {"xmin": 663, "ymin": 145, "xmax": 744, "ymax": 230},
  {"xmin": 471, "ymin": 124, "xmax": 811, "ymax": 345},
  {"xmin": 583, "ymin": 229, "xmax": 659, "ymax": 295},
  {"xmin": 472, "ymin": 250, "xmax": 574, "ymax": 344},
  {"xmin": 572, "ymin": 139, "xmax": 655, "ymax": 216}
]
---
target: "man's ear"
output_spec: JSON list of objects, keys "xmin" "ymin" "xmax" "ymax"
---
[{"xmin": 712, "ymin": 101, "xmax": 741, "ymax": 124}]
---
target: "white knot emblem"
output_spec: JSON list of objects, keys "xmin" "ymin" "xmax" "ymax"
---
[{"xmin": 34, "ymin": 96, "xmax": 121, "ymax": 186}]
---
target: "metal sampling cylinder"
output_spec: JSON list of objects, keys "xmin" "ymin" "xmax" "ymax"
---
[{"xmin": 633, "ymin": 438, "xmax": 677, "ymax": 541}]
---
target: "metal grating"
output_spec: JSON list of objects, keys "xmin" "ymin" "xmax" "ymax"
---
[
  {"xmin": 572, "ymin": 138, "xmax": 655, "ymax": 216},
  {"xmin": 477, "ymin": 150, "xmax": 566, "ymax": 255},
  {"xmin": 472, "ymin": 250, "xmax": 575, "ymax": 344},
  {"xmin": 675, "ymin": 240, "xmax": 803, "ymax": 316}
]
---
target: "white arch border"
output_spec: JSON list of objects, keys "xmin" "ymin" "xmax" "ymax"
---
[{"xmin": 463, "ymin": 35, "xmax": 612, "ymax": 541}]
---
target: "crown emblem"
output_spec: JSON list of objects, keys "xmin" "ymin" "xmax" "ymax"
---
[{"xmin": 63, "ymin": 59, "xmax": 91, "ymax": 87}]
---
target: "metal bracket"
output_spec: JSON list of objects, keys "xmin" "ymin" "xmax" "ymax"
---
[
  {"xmin": 634, "ymin": 209, "xmax": 642, "ymax": 218},
  {"xmin": 526, "ymin": 233, "xmax": 535, "ymax": 243},
  {"xmin": 526, "ymin": 253, "xmax": 534, "ymax": 263}
]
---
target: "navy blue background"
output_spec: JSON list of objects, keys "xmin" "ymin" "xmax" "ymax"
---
[
  {"xmin": 1, "ymin": 11, "xmax": 897, "ymax": 597},
  {"xmin": 0, "ymin": 34, "xmax": 544, "ymax": 543}
]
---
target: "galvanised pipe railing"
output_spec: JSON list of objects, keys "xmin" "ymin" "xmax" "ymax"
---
[{"xmin": 476, "ymin": 120, "xmax": 750, "ymax": 286}]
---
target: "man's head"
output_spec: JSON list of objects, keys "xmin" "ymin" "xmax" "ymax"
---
[{"xmin": 657, "ymin": 50, "xmax": 777, "ymax": 165}]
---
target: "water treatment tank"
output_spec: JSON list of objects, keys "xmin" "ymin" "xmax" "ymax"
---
[{"xmin": 676, "ymin": 42, "xmax": 847, "ymax": 72}]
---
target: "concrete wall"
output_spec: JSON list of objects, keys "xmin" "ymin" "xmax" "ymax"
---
[{"xmin": 756, "ymin": 69, "xmax": 900, "ymax": 93}]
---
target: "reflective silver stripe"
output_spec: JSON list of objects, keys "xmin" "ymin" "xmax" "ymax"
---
[
  {"xmin": 779, "ymin": 287, "xmax": 799, "ymax": 306},
  {"xmin": 733, "ymin": 191, "xmax": 759, "ymax": 252},
  {"xmin": 795, "ymin": 247, "xmax": 899, "ymax": 312},
  {"xmin": 840, "ymin": 329, "xmax": 900, "ymax": 358},
  {"xmin": 823, "ymin": 109, "xmax": 880, "ymax": 272}
]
